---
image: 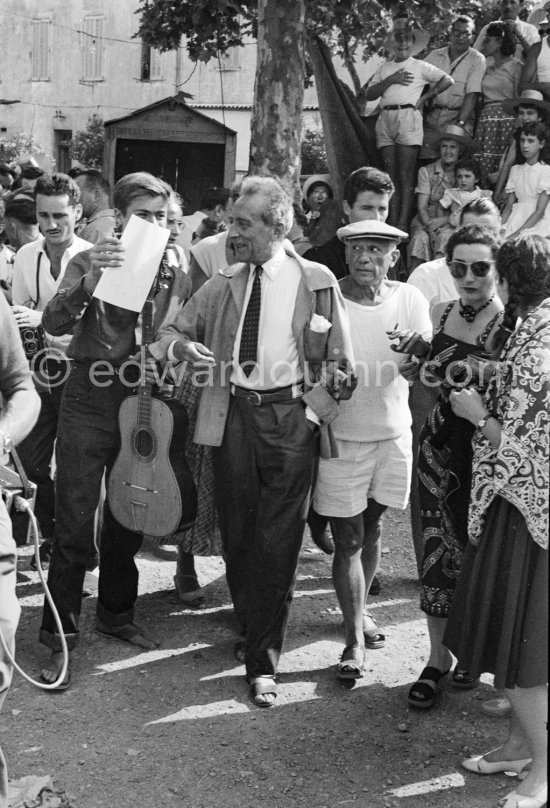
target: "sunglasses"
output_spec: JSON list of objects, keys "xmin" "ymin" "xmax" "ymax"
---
[{"xmin": 449, "ymin": 259, "xmax": 495, "ymax": 278}]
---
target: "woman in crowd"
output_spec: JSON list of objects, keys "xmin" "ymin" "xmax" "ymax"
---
[
  {"xmin": 302, "ymin": 174, "xmax": 342, "ymax": 247},
  {"xmin": 446, "ymin": 234, "xmax": 549, "ymax": 808},
  {"xmin": 408, "ymin": 225, "xmax": 503, "ymax": 709},
  {"xmin": 408, "ymin": 125, "xmax": 477, "ymax": 271},
  {"xmin": 475, "ymin": 23, "xmax": 521, "ymax": 185}
]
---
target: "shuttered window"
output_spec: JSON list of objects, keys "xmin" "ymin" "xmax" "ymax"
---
[
  {"xmin": 219, "ymin": 47, "xmax": 240, "ymax": 71},
  {"xmin": 141, "ymin": 44, "xmax": 163, "ymax": 81},
  {"xmin": 32, "ymin": 19, "xmax": 51, "ymax": 80},
  {"xmin": 81, "ymin": 16, "xmax": 105, "ymax": 81}
]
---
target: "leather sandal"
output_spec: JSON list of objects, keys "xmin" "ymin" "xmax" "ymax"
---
[
  {"xmin": 452, "ymin": 666, "xmax": 480, "ymax": 689},
  {"xmin": 40, "ymin": 651, "xmax": 71, "ymax": 691},
  {"xmin": 407, "ymin": 666, "xmax": 450, "ymax": 709},
  {"xmin": 336, "ymin": 644, "xmax": 365, "ymax": 680},
  {"xmin": 248, "ymin": 676, "xmax": 278, "ymax": 708},
  {"xmin": 95, "ymin": 619, "xmax": 160, "ymax": 650},
  {"xmin": 363, "ymin": 614, "xmax": 385, "ymax": 649}
]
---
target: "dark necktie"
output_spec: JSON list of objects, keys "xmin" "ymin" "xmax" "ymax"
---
[{"xmin": 239, "ymin": 265, "xmax": 263, "ymax": 377}]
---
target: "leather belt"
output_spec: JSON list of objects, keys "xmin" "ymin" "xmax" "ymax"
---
[
  {"xmin": 230, "ymin": 382, "xmax": 304, "ymax": 406},
  {"xmin": 381, "ymin": 104, "xmax": 415, "ymax": 110}
]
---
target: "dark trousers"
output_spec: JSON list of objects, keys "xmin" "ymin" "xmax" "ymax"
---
[
  {"xmin": 40, "ymin": 361, "xmax": 145, "ymax": 651},
  {"xmin": 213, "ymin": 395, "xmax": 316, "ymax": 679},
  {"xmin": 16, "ymin": 362, "xmax": 67, "ymax": 538}
]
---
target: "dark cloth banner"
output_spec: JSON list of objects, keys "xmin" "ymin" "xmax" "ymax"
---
[{"xmin": 308, "ymin": 36, "xmax": 381, "ymax": 202}]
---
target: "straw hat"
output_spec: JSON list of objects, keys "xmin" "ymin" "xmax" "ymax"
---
[
  {"xmin": 502, "ymin": 89, "xmax": 550, "ymax": 117},
  {"xmin": 426, "ymin": 123, "xmax": 478, "ymax": 155},
  {"xmin": 384, "ymin": 16, "xmax": 430, "ymax": 58}
]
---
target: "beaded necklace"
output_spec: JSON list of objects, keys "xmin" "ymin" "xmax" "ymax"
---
[{"xmin": 458, "ymin": 292, "xmax": 495, "ymax": 323}]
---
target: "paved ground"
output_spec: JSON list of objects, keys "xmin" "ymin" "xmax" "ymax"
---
[{"xmin": 6, "ymin": 508, "xmax": 523, "ymax": 807}]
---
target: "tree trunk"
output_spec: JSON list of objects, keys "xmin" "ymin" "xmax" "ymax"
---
[{"xmin": 248, "ymin": 0, "xmax": 305, "ymax": 196}]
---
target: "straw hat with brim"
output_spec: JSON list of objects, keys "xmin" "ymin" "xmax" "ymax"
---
[
  {"xmin": 384, "ymin": 18, "xmax": 430, "ymax": 58},
  {"xmin": 337, "ymin": 220, "xmax": 408, "ymax": 242},
  {"xmin": 502, "ymin": 89, "xmax": 550, "ymax": 117},
  {"xmin": 427, "ymin": 124, "xmax": 478, "ymax": 155},
  {"xmin": 302, "ymin": 174, "xmax": 333, "ymax": 204}
]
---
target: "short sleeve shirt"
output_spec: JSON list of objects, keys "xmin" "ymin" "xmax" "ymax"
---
[
  {"xmin": 371, "ymin": 57, "xmax": 447, "ymax": 106},
  {"xmin": 424, "ymin": 47, "xmax": 486, "ymax": 109}
]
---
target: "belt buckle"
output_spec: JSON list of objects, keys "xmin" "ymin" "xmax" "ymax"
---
[{"xmin": 247, "ymin": 389, "xmax": 263, "ymax": 406}]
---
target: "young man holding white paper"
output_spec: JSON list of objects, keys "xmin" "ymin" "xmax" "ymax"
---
[{"xmin": 39, "ymin": 172, "xmax": 192, "ymax": 688}]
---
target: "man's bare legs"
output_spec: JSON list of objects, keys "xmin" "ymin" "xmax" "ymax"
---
[{"xmin": 331, "ymin": 499, "xmax": 387, "ymax": 649}]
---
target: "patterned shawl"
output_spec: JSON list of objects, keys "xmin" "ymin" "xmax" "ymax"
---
[{"xmin": 469, "ymin": 298, "xmax": 550, "ymax": 549}]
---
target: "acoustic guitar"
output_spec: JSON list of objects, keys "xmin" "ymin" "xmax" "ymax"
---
[{"xmin": 108, "ymin": 293, "xmax": 196, "ymax": 538}]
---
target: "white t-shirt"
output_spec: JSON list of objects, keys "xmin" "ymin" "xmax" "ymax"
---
[
  {"xmin": 408, "ymin": 257, "xmax": 457, "ymax": 311},
  {"xmin": 332, "ymin": 283, "xmax": 432, "ymax": 442},
  {"xmin": 371, "ymin": 57, "xmax": 447, "ymax": 106}
]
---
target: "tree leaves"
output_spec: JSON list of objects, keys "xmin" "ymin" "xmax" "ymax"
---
[{"xmin": 136, "ymin": 0, "xmax": 499, "ymax": 68}]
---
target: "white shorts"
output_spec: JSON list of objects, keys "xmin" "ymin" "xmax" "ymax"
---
[
  {"xmin": 376, "ymin": 107, "xmax": 423, "ymax": 147},
  {"xmin": 313, "ymin": 433, "xmax": 412, "ymax": 518}
]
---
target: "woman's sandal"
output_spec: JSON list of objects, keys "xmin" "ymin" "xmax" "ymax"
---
[
  {"xmin": 248, "ymin": 676, "xmax": 278, "ymax": 708},
  {"xmin": 174, "ymin": 575, "xmax": 205, "ymax": 608},
  {"xmin": 363, "ymin": 614, "xmax": 386, "ymax": 650},
  {"xmin": 407, "ymin": 666, "xmax": 450, "ymax": 709},
  {"xmin": 452, "ymin": 666, "xmax": 481, "ymax": 689},
  {"xmin": 336, "ymin": 644, "xmax": 365, "ymax": 680}
]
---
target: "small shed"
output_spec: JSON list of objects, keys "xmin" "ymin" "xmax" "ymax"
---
[{"xmin": 103, "ymin": 93, "xmax": 237, "ymax": 211}]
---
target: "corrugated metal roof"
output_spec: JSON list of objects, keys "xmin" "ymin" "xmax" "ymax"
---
[{"xmin": 187, "ymin": 103, "xmax": 320, "ymax": 111}]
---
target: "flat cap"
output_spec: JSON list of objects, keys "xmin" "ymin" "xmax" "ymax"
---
[{"xmin": 337, "ymin": 220, "xmax": 408, "ymax": 242}]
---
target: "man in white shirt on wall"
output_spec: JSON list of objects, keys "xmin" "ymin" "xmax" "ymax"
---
[
  {"xmin": 474, "ymin": 0, "xmax": 540, "ymax": 62},
  {"xmin": 11, "ymin": 173, "xmax": 92, "ymax": 567}
]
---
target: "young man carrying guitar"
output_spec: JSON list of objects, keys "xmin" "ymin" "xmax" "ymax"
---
[{"xmin": 38, "ymin": 172, "xmax": 193, "ymax": 689}]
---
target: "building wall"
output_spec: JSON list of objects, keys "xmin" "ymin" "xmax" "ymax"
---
[{"xmin": 0, "ymin": 0, "xmax": 372, "ymax": 177}]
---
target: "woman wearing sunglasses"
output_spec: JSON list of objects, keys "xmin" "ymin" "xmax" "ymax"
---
[
  {"xmin": 445, "ymin": 234, "xmax": 549, "ymax": 808},
  {"xmin": 407, "ymin": 224, "xmax": 504, "ymax": 709}
]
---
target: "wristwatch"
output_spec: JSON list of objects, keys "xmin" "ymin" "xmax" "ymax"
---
[
  {"xmin": 476, "ymin": 414, "xmax": 491, "ymax": 430},
  {"xmin": 457, "ymin": 119, "xmax": 466, "ymax": 127}
]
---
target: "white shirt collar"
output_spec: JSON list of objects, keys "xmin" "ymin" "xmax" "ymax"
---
[{"xmin": 250, "ymin": 245, "xmax": 287, "ymax": 281}]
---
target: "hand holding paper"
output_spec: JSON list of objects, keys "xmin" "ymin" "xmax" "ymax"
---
[{"xmin": 92, "ymin": 215, "xmax": 170, "ymax": 312}]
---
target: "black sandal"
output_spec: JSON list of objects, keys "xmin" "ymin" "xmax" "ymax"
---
[
  {"xmin": 407, "ymin": 666, "xmax": 450, "ymax": 709},
  {"xmin": 452, "ymin": 666, "xmax": 480, "ymax": 690}
]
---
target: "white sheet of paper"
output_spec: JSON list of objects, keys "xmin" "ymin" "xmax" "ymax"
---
[{"xmin": 92, "ymin": 215, "xmax": 170, "ymax": 312}]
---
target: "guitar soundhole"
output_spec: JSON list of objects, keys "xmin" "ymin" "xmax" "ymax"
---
[{"xmin": 133, "ymin": 427, "xmax": 156, "ymax": 461}]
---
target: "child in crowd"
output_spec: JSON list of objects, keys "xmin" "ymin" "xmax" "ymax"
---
[
  {"xmin": 435, "ymin": 158, "xmax": 491, "ymax": 255},
  {"xmin": 502, "ymin": 122, "xmax": 550, "ymax": 238},
  {"xmin": 491, "ymin": 90, "xmax": 550, "ymax": 207},
  {"xmin": 364, "ymin": 15, "xmax": 453, "ymax": 231}
]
